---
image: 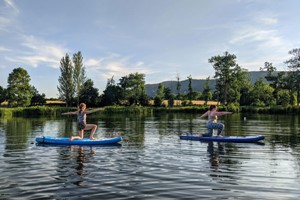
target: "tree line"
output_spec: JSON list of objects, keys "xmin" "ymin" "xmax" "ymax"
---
[{"xmin": 0, "ymin": 48, "xmax": 299, "ymax": 108}]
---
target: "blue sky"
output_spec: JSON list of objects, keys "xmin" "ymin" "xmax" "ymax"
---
[{"xmin": 1, "ymin": 0, "xmax": 300, "ymax": 98}]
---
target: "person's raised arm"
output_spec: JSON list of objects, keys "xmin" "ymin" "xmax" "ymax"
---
[
  {"xmin": 61, "ymin": 111, "xmax": 78, "ymax": 115},
  {"xmin": 199, "ymin": 111, "xmax": 209, "ymax": 119},
  {"xmin": 216, "ymin": 111, "xmax": 232, "ymax": 116},
  {"xmin": 85, "ymin": 108, "xmax": 102, "ymax": 114}
]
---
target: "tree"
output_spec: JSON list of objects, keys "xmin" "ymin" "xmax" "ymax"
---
[
  {"xmin": 7, "ymin": 67, "xmax": 33, "ymax": 107},
  {"xmin": 176, "ymin": 73, "xmax": 181, "ymax": 99},
  {"xmin": 164, "ymin": 87, "xmax": 175, "ymax": 107},
  {"xmin": 209, "ymin": 51, "xmax": 249, "ymax": 105},
  {"xmin": 0, "ymin": 86, "xmax": 6, "ymax": 104},
  {"xmin": 79, "ymin": 79, "xmax": 99, "ymax": 107},
  {"xmin": 261, "ymin": 62, "xmax": 286, "ymax": 105},
  {"xmin": 57, "ymin": 54, "xmax": 75, "ymax": 107},
  {"xmin": 187, "ymin": 75, "xmax": 193, "ymax": 104},
  {"xmin": 154, "ymin": 83, "xmax": 164, "ymax": 106},
  {"xmin": 285, "ymin": 48, "xmax": 300, "ymax": 105},
  {"xmin": 250, "ymin": 78, "xmax": 275, "ymax": 106},
  {"xmin": 31, "ymin": 86, "xmax": 46, "ymax": 106},
  {"xmin": 100, "ymin": 76, "xmax": 123, "ymax": 106},
  {"xmin": 73, "ymin": 51, "xmax": 86, "ymax": 106},
  {"xmin": 119, "ymin": 72, "xmax": 148, "ymax": 105},
  {"xmin": 202, "ymin": 77, "xmax": 213, "ymax": 104}
]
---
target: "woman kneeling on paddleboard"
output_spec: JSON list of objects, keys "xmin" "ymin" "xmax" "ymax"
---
[
  {"xmin": 62, "ymin": 103, "xmax": 101, "ymax": 141},
  {"xmin": 200, "ymin": 105, "xmax": 232, "ymax": 137}
]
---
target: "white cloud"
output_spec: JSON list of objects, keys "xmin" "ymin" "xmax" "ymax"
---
[
  {"xmin": 6, "ymin": 35, "xmax": 68, "ymax": 68},
  {"xmin": 259, "ymin": 16, "xmax": 278, "ymax": 25},
  {"xmin": 0, "ymin": 46, "xmax": 11, "ymax": 52},
  {"xmin": 85, "ymin": 54, "xmax": 155, "ymax": 81},
  {"xmin": 4, "ymin": 0, "xmax": 19, "ymax": 14}
]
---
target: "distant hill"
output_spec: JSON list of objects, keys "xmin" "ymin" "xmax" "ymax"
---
[{"xmin": 145, "ymin": 71, "xmax": 269, "ymax": 97}]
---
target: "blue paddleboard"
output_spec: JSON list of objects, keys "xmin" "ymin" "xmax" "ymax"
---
[
  {"xmin": 35, "ymin": 136, "xmax": 122, "ymax": 145},
  {"xmin": 180, "ymin": 134, "xmax": 264, "ymax": 143}
]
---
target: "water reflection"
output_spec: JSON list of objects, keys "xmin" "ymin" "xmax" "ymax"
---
[
  {"xmin": 1, "ymin": 117, "xmax": 47, "ymax": 152},
  {"xmin": 0, "ymin": 113, "xmax": 300, "ymax": 199},
  {"xmin": 207, "ymin": 142, "xmax": 224, "ymax": 168},
  {"xmin": 54, "ymin": 146, "xmax": 96, "ymax": 187}
]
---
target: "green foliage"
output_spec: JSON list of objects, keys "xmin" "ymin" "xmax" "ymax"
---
[
  {"xmin": 104, "ymin": 105, "xmax": 152, "ymax": 114},
  {"xmin": 241, "ymin": 105, "xmax": 300, "ymax": 114},
  {"xmin": 119, "ymin": 72, "xmax": 148, "ymax": 105},
  {"xmin": 250, "ymin": 78, "xmax": 275, "ymax": 106},
  {"xmin": 57, "ymin": 54, "xmax": 75, "ymax": 107},
  {"xmin": 0, "ymin": 86, "xmax": 6, "ymax": 104},
  {"xmin": 0, "ymin": 106, "xmax": 70, "ymax": 117},
  {"xmin": 73, "ymin": 51, "xmax": 87, "ymax": 106},
  {"xmin": 285, "ymin": 48, "xmax": 300, "ymax": 105},
  {"xmin": 225, "ymin": 102, "xmax": 240, "ymax": 112},
  {"xmin": 187, "ymin": 75, "xmax": 193, "ymax": 103},
  {"xmin": 100, "ymin": 76, "xmax": 122, "ymax": 106},
  {"xmin": 154, "ymin": 96, "xmax": 163, "ymax": 107},
  {"xmin": 7, "ymin": 67, "xmax": 33, "ymax": 107},
  {"xmin": 277, "ymin": 90, "xmax": 290, "ymax": 106},
  {"xmin": 209, "ymin": 51, "xmax": 249, "ymax": 105},
  {"xmin": 79, "ymin": 79, "xmax": 99, "ymax": 107},
  {"xmin": 31, "ymin": 86, "xmax": 46, "ymax": 106},
  {"xmin": 202, "ymin": 77, "xmax": 213, "ymax": 104},
  {"xmin": 176, "ymin": 73, "xmax": 181, "ymax": 99},
  {"xmin": 154, "ymin": 83, "xmax": 164, "ymax": 106}
]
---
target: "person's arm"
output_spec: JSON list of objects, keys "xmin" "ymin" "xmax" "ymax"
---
[
  {"xmin": 216, "ymin": 111, "xmax": 232, "ymax": 116},
  {"xmin": 62, "ymin": 111, "xmax": 78, "ymax": 115},
  {"xmin": 199, "ymin": 111, "xmax": 209, "ymax": 119},
  {"xmin": 85, "ymin": 108, "xmax": 102, "ymax": 114}
]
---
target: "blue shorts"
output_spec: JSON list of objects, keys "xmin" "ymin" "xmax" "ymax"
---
[{"xmin": 202, "ymin": 121, "xmax": 224, "ymax": 137}]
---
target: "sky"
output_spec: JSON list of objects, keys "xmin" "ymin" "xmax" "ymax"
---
[{"xmin": 1, "ymin": 0, "xmax": 300, "ymax": 98}]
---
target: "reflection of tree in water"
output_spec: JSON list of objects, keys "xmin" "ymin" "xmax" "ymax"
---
[
  {"xmin": 206, "ymin": 142, "xmax": 245, "ymax": 186},
  {"xmin": 207, "ymin": 142, "xmax": 224, "ymax": 168},
  {"xmin": 206, "ymin": 142, "xmax": 240, "ymax": 169},
  {"xmin": 2, "ymin": 117, "xmax": 47, "ymax": 152},
  {"xmin": 71, "ymin": 146, "xmax": 95, "ymax": 185},
  {"xmin": 56, "ymin": 146, "xmax": 95, "ymax": 187}
]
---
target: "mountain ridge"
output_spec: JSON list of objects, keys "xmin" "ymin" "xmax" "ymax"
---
[{"xmin": 145, "ymin": 71, "xmax": 269, "ymax": 97}]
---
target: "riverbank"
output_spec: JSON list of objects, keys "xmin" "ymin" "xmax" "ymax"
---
[{"xmin": 1, "ymin": 105, "xmax": 299, "ymax": 117}]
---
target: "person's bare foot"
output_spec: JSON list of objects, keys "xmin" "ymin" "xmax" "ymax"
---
[
  {"xmin": 89, "ymin": 137, "xmax": 96, "ymax": 140},
  {"xmin": 69, "ymin": 136, "xmax": 74, "ymax": 141}
]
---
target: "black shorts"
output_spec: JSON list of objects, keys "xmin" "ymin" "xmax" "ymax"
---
[{"xmin": 78, "ymin": 122, "xmax": 86, "ymax": 130}]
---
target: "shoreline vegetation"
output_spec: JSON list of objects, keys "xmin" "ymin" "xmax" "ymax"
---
[{"xmin": 0, "ymin": 105, "xmax": 299, "ymax": 117}]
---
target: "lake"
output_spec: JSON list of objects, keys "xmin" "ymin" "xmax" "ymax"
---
[{"xmin": 0, "ymin": 113, "xmax": 300, "ymax": 199}]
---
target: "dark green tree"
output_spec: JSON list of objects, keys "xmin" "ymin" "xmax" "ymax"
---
[
  {"xmin": 73, "ymin": 51, "xmax": 86, "ymax": 106},
  {"xmin": 187, "ymin": 75, "xmax": 193, "ymax": 104},
  {"xmin": 202, "ymin": 77, "xmax": 213, "ymax": 104},
  {"xmin": 164, "ymin": 87, "xmax": 175, "ymax": 107},
  {"xmin": 285, "ymin": 48, "xmax": 300, "ymax": 105},
  {"xmin": 119, "ymin": 72, "xmax": 147, "ymax": 105},
  {"xmin": 250, "ymin": 78, "xmax": 275, "ymax": 106},
  {"xmin": 7, "ymin": 67, "xmax": 33, "ymax": 107},
  {"xmin": 261, "ymin": 62, "xmax": 286, "ymax": 105},
  {"xmin": 57, "ymin": 54, "xmax": 75, "ymax": 107},
  {"xmin": 0, "ymin": 86, "xmax": 6, "ymax": 104},
  {"xmin": 209, "ymin": 51, "xmax": 249, "ymax": 105},
  {"xmin": 154, "ymin": 83, "xmax": 164, "ymax": 106},
  {"xmin": 100, "ymin": 76, "xmax": 122, "ymax": 106},
  {"xmin": 30, "ymin": 86, "xmax": 46, "ymax": 106},
  {"xmin": 79, "ymin": 79, "xmax": 99, "ymax": 107},
  {"xmin": 176, "ymin": 73, "xmax": 181, "ymax": 99}
]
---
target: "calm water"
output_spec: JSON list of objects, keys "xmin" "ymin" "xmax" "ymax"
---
[{"xmin": 0, "ymin": 113, "xmax": 300, "ymax": 199}]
